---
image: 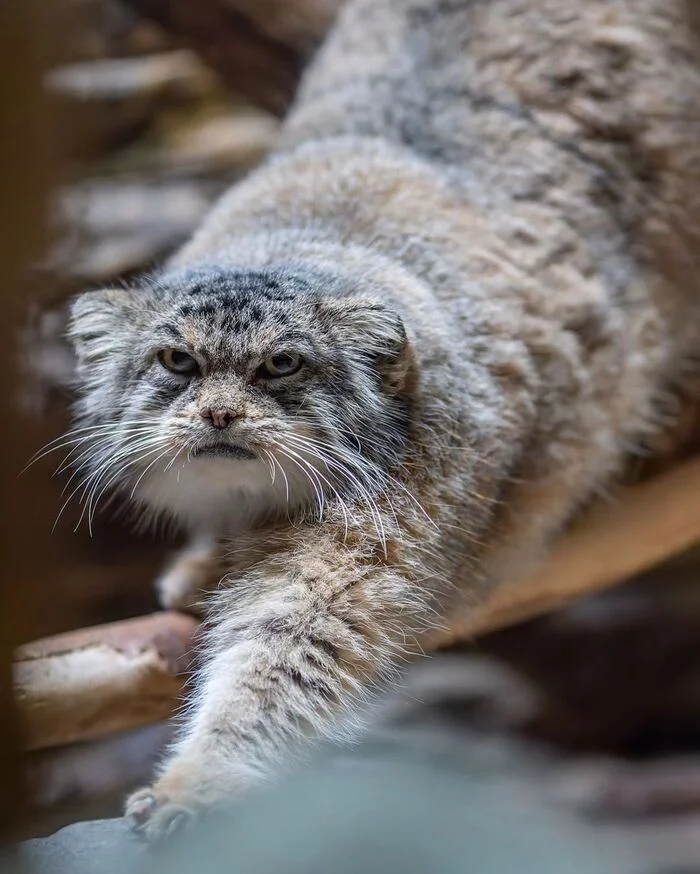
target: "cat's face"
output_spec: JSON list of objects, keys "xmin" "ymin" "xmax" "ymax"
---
[{"xmin": 67, "ymin": 265, "xmax": 411, "ymax": 527}]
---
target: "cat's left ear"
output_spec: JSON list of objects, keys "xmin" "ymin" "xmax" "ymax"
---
[
  {"xmin": 318, "ymin": 296, "xmax": 411, "ymax": 391},
  {"xmin": 68, "ymin": 287, "xmax": 148, "ymax": 372}
]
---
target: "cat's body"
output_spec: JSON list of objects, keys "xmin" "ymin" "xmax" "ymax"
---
[{"xmin": 66, "ymin": 0, "xmax": 700, "ymax": 839}]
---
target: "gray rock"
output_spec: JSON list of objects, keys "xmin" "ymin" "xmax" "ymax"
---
[
  {"xmin": 20, "ymin": 818, "xmax": 142, "ymax": 874},
  {"xmin": 12, "ymin": 654, "xmax": 660, "ymax": 874}
]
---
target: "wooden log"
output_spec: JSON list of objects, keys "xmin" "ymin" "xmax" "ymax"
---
[
  {"xmin": 435, "ymin": 453, "xmax": 700, "ymax": 643},
  {"xmin": 14, "ymin": 452, "xmax": 700, "ymax": 752},
  {"xmin": 121, "ymin": 0, "xmax": 343, "ymax": 114},
  {"xmin": 15, "ymin": 613, "xmax": 198, "ymax": 752}
]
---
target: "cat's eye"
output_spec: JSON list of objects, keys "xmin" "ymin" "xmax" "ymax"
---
[
  {"xmin": 262, "ymin": 352, "xmax": 303, "ymax": 378},
  {"xmin": 158, "ymin": 348, "xmax": 199, "ymax": 376}
]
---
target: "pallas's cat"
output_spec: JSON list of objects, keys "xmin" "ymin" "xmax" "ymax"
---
[{"xmin": 63, "ymin": 0, "xmax": 700, "ymax": 839}]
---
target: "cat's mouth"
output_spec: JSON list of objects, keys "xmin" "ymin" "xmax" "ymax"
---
[{"xmin": 192, "ymin": 442, "xmax": 257, "ymax": 461}]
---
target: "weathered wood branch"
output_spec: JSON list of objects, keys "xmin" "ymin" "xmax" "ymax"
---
[
  {"xmin": 121, "ymin": 0, "xmax": 344, "ymax": 114},
  {"xmin": 15, "ymin": 613, "xmax": 198, "ymax": 752},
  {"xmin": 433, "ymin": 453, "xmax": 700, "ymax": 644},
  {"xmin": 15, "ymin": 454, "xmax": 700, "ymax": 753}
]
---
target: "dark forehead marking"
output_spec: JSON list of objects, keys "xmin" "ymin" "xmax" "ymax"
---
[
  {"xmin": 181, "ymin": 268, "xmax": 310, "ymax": 303},
  {"xmin": 166, "ymin": 269, "xmax": 318, "ymax": 329},
  {"xmin": 153, "ymin": 265, "xmax": 342, "ymax": 346},
  {"xmin": 175, "ymin": 298, "xmax": 294, "ymax": 330},
  {"xmin": 245, "ymin": 303, "xmax": 264, "ymax": 322},
  {"xmin": 157, "ymin": 322, "xmax": 183, "ymax": 339},
  {"xmin": 178, "ymin": 300, "xmax": 219, "ymax": 319}
]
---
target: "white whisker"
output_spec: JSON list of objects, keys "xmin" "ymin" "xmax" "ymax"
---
[
  {"xmin": 283, "ymin": 434, "xmax": 387, "ymax": 552},
  {"xmin": 128, "ymin": 445, "xmax": 176, "ymax": 501},
  {"xmin": 86, "ymin": 438, "xmax": 173, "ymax": 532},
  {"xmin": 23, "ymin": 422, "xmax": 156, "ymax": 474},
  {"xmin": 273, "ymin": 443, "xmax": 351, "ymax": 539},
  {"xmin": 81, "ymin": 440, "xmax": 171, "ymax": 534},
  {"xmin": 275, "ymin": 447, "xmax": 325, "ymax": 520}
]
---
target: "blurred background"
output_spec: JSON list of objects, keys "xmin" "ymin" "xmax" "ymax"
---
[{"xmin": 5, "ymin": 1, "xmax": 700, "ymax": 870}]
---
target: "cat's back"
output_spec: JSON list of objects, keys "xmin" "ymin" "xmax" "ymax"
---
[
  {"xmin": 283, "ymin": 0, "xmax": 700, "ymax": 175},
  {"xmin": 276, "ymin": 0, "xmax": 700, "ymax": 328},
  {"xmin": 178, "ymin": 0, "xmax": 700, "ymax": 347}
]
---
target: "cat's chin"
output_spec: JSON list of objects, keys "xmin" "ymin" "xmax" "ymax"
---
[
  {"xmin": 192, "ymin": 443, "xmax": 257, "ymax": 461},
  {"xmin": 132, "ymin": 453, "xmax": 296, "ymax": 531}
]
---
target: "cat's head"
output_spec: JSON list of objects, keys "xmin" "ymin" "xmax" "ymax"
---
[{"xmin": 66, "ymin": 263, "xmax": 412, "ymax": 527}]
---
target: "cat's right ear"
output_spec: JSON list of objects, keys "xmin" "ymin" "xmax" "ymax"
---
[{"xmin": 68, "ymin": 288, "xmax": 139, "ymax": 370}]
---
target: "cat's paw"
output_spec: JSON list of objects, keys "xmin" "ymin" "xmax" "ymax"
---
[
  {"xmin": 125, "ymin": 756, "xmax": 249, "ymax": 842},
  {"xmin": 156, "ymin": 563, "xmax": 206, "ymax": 615},
  {"xmin": 125, "ymin": 786, "xmax": 197, "ymax": 842},
  {"xmin": 156, "ymin": 538, "xmax": 221, "ymax": 615}
]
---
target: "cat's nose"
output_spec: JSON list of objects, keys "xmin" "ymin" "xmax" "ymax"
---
[{"xmin": 200, "ymin": 407, "xmax": 240, "ymax": 429}]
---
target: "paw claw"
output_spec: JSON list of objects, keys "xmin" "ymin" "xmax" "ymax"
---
[
  {"xmin": 163, "ymin": 809, "xmax": 193, "ymax": 839},
  {"xmin": 125, "ymin": 790, "xmax": 158, "ymax": 830},
  {"xmin": 125, "ymin": 787, "xmax": 198, "ymax": 842}
]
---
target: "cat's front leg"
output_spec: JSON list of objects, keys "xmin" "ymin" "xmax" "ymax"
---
[
  {"xmin": 126, "ymin": 525, "xmax": 434, "ymax": 841},
  {"xmin": 156, "ymin": 532, "xmax": 223, "ymax": 615}
]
